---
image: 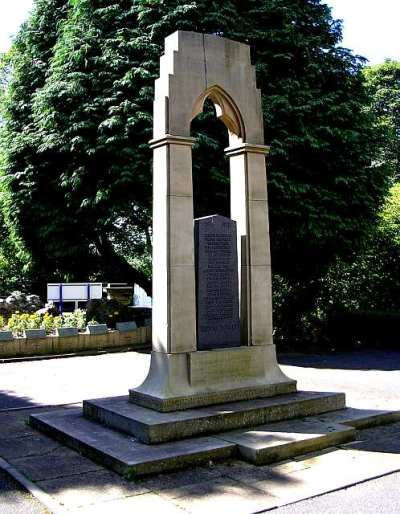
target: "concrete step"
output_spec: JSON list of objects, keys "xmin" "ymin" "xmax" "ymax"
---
[
  {"xmin": 29, "ymin": 405, "xmax": 400, "ymax": 478},
  {"xmin": 29, "ymin": 407, "xmax": 236, "ymax": 479},
  {"xmin": 83, "ymin": 391, "xmax": 346, "ymax": 444},
  {"xmin": 219, "ymin": 419, "xmax": 355, "ymax": 464},
  {"xmin": 216, "ymin": 407, "xmax": 400, "ymax": 465}
]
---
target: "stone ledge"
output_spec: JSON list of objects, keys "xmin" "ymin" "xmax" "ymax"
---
[
  {"xmin": 130, "ymin": 380, "xmax": 297, "ymax": 413},
  {"xmin": 84, "ymin": 391, "xmax": 345, "ymax": 444}
]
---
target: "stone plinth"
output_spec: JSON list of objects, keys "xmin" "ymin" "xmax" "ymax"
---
[{"xmin": 129, "ymin": 346, "xmax": 296, "ymax": 412}]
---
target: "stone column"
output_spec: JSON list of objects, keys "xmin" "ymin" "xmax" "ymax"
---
[
  {"xmin": 150, "ymin": 135, "xmax": 197, "ymax": 354},
  {"xmin": 226, "ymin": 144, "xmax": 273, "ymax": 347}
]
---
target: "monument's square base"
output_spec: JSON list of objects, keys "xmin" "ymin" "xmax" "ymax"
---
[
  {"xmin": 29, "ymin": 393, "xmax": 400, "ymax": 478},
  {"xmin": 129, "ymin": 346, "xmax": 297, "ymax": 412}
]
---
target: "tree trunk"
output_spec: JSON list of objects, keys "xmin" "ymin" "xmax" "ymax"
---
[{"xmin": 96, "ymin": 236, "xmax": 152, "ymax": 296}]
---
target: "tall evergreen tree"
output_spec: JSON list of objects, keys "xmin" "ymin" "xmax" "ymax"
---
[
  {"xmin": 1, "ymin": 0, "xmax": 390, "ymax": 313},
  {"xmin": 1, "ymin": 0, "xmax": 70, "ymax": 293}
]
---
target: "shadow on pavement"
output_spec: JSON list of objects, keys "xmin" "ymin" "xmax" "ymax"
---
[
  {"xmin": 0, "ymin": 390, "xmax": 43, "ymax": 411},
  {"xmin": 278, "ymin": 350, "xmax": 400, "ymax": 371},
  {"xmin": 344, "ymin": 421, "xmax": 400, "ymax": 454}
]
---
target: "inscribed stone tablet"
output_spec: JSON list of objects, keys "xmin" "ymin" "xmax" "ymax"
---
[
  {"xmin": 86, "ymin": 324, "xmax": 108, "ymax": 335},
  {"xmin": 194, "ymin": 215, "xmax": 241, "ymax": 350},
  {"xmin": 56, "ymin": 327, "xmax": 79, "ymax": 338},
  {"xmin": 24, "ymin": 329, "xmax": 46, "ymax": 339},
  {"xmin": 116, "ymin": 321, "xmax": 138, "ymax": 332},
  {"xmin": 0, "ymin": 331, "xmax": 13, "ymax": 342}
]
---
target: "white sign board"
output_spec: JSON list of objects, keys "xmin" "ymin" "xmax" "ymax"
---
[
  {"xmin": 47, "ymin": 283, "xmax": 103, "ymax": 303},
  {"xmin": 133, "ymin": 284, "xmax": 152, "ymax": 308}
]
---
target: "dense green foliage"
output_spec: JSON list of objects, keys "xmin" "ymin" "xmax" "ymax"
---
[
  {"xmin": 0, "ymin": 0, "xmax": 395, "ymax": 345},
  {"xmin": 323, "ymin": 183, "xmax": 400, "ymax": 311},
  {"xmin": 364, "ymin": 60, "xmax": 400, "ymax": 180},
  {"xmin": 276, "ymin": 182, "xmax": 400, "ymax": 349},
  {"xmin": 0, "ymin": 0, "xmax": 70, "ymax": 294}
]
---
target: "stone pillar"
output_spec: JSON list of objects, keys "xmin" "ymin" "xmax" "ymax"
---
[
  {"xmin": 150, "ymin": 135, "xmax": 197, "ymax": 354},
  {"xmin": 226, "ymin": 144, "xmax": 273, "ymax": 347}
]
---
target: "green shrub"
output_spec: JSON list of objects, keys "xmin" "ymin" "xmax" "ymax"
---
[
  {"xmin": 86, "ymin": 299, "xmax": 133, "ymax": 329},
  {"xmin": 1, "ymin": 309, "xmax": 91, "ymax": 336},
  {"xmin": 326, "ymin": 310, "xmax": 400, "ymax": 349}
]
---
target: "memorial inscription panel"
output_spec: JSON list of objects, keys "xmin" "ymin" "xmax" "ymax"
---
[{"xmin": 194, "ymin": 215, "xmax": 241, "ymax": 350}]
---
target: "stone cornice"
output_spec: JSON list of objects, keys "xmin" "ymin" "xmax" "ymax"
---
[
  {"xmin": 224, "ymin": 143, "xmax": 270, "ymax": 157},
  {"xmin": 149, "ymin": 135, "xmax": 196, "ymax": 149}
]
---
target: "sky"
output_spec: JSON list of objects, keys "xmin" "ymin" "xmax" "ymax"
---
[{"xmin": 0, "ymin": 0, "xmax": 399, "ymax": 64}]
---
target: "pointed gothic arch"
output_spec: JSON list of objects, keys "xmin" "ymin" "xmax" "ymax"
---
[
  {"xmin": 191, "ymin": 85, "xmax": 246, "ymax": 144},
  {"xmin": 131, "ymin": 31, "xmax": 295, "ymax": 411}
]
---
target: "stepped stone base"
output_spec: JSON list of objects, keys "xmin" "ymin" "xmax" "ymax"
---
[
  {"xmin": 29, "ymin": 401, "xmax": 400, "ymax": 478},
  {"xmin": 30, "ymin": 408, "xmax": 236, "ymax": 478},
  {"xmin": 83, "ymin": 391, "xmax": 345, "ymax": 444}
]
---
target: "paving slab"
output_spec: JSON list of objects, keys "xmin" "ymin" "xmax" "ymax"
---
[
  {"xmin": 159, "ymin": 476, "xmax": 279, "ymax": 514},
  {"xmin": 75, "ymin": 491, "xmax": 188, "ymax": 514},
  {"xmin": 0, "ymin": 434, "xmax": 63, "ymax": 461},
  {"xmin": 37, "ymin": 470, "xmax": 149, "ymax": 509},
  {"xmin": 244, "ymin": 449, "xmax": 400, "ymax": 505},
  {"xmin": 213, "ymin": 406, "xmax": 400, "ymax": 465},
  {"xmin": 0, "ymin": 467, "xmax": 49, "ymax": 514},
  {"xmin": 10, "ymin": 447, "xmax": 103, "ymax": 482}
]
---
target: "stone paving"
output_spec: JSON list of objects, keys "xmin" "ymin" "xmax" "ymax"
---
[
  {"xmin": 0, "ymin": 468, "xmax": 49, "ymax": 514},
  {"xmin": 0, "ymin": 350, "xmax": 399, "ymax": 512},
  {"xmin": 1, "ymin": 406, "xmax": 400, "ymax": 513},
  {"xmin": 1, "ymin": 350, "xmax": 399, "ymax": 412}
]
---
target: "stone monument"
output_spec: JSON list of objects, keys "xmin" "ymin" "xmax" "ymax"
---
[
  {"xmin": 31, "ymin": 31, "xmax": 349, "ymax": 477},
  {"xmin": 129, "ymin": 30, "xmax": 296, "ymax": 411}
]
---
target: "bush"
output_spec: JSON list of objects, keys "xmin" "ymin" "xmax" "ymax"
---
[
  {"xmin": 0, "ymin": 291, "xmax": 43, "ymax": 318},
  {"xmin": 272, "ymin": 183, "xmax": 400, "ymax": 352},
  {"xmin": 326, "ymin": 310, "xmax": 400, "ymax": 349},
  {"xmin": 2, "ymin": 309, "xmax": 90, "ymax": 336},
  {"xmin": 86, "ymin": 299, "xmax": 133, "ymax": 329}
]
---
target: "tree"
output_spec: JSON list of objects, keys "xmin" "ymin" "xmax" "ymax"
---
[
  {"xmin": 316, "ymin": 182, "xmax": 400, "ymax": 319},
  {"xmin": 364, "ymin": 60, "xmax": 400, "ymax": 181},
  {"xmin": 1, "ymin": 1, "xmax": 390, "ymax": 322},
  {"xmin": 0, "ymin": 0, "xmax": 70, "ymax": 294}
]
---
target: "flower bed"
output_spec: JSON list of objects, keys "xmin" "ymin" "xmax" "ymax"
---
[
  {"xmin": 0, "ymin": 324, "xmax": 151, "ymax": 359},
  {"xmin": 0, "ymin": 310, "xmax": 89, "ymax": 337}
]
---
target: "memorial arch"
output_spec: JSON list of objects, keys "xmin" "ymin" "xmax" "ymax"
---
[
  {"xmin": 30, "ymin": 32, "xmax": 350, "ymax": 477},
  {"xmin": 131, "ymin": 30, "xmax": 295, "ymax": 410}
]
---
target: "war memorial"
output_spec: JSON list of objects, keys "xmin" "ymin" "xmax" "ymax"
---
[{"xmin": 29, "ymin": 31, "xmax": 396, "ymax": 478}]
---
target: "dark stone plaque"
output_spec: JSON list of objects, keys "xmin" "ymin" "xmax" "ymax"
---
[{"xmin": 194, "ymin": 215, "xmax": 241, "ymax": 350}]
